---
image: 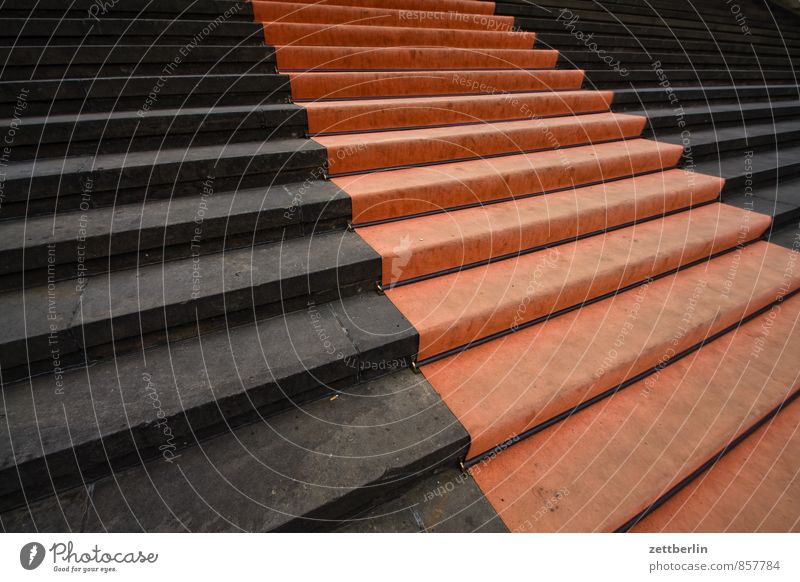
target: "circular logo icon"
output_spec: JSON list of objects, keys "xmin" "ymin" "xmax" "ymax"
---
[{"xmin": 20, "ymin": 542, "xmax": 46, "ymax": 570}]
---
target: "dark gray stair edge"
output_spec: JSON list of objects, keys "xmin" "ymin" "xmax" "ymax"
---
[
  {"xmin": 495, "ymin": 0, "xmax": 796, "ymax": 29},
  {"xmin": 0, "ymin": 138, "xmax": 326, "ymax": 204},
  {"xmin": 0, "ymin": 180, "xmax": 351, "ymax": 290},
  {"xmin": 0, "ymin": 227, "xmax": 382, "ymax": 375},
  {"xmin": 610, "ymin": 84, "xmax": 800, "ymax": 108},
  {"xmin": 0, "ymin": 103, "xmax": 309, "ymax": 160},
  {"xmin": 0, "ymin": 0, "xmax": 255, "ymax": 20},
  {"xmin": 637, "ymin": 101, "xmax": 800, "ymax": 129},
  {"xmin": 0, "ymin": 297, "xmax": 424, "ymax": 524},
  {"xmin": 336, "ymin": 466, "xmax": 508, "ymax": 533}
]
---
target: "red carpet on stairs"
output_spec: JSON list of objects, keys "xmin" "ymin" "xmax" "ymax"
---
[{"xmin": 249, "ymin": 0, "xmax": 800, "ymax": 532}]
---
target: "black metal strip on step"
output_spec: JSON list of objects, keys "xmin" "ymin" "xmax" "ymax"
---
[
  {"xmin": 615, "ymin": 385, "xmax": 800, "ymax": 533},
  {"xmin": 462, "ymin": 283, "xmax": 800, "ymax": 471},
  {"xmin": 327, "ymin": 136, "xmax": 638, "ymax": 178},
  {"xmin": 380, "ymin": 198, "xmax": 719, "ymax": 291},
  {"xmin": 281, "ymin": 67, "xmax": 556, "ymax": 74},
  {"xmin": 418, "ymin": 237, "xmax": 759, "ymax": 372},
  {"xmin": 292, "ymin": 87, "xmax": 580, "ymax": 103},
  {"xmin": 307, "ymin": 109, "xmax": 612, "ymax": 138},
  {"xmin": 350, "ymin": 167, "xmax": 669, "ymax": 229}
]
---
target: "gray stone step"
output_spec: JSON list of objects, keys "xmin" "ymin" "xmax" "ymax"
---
[
  {"xmin": 496, "ymin": 0, "xmax": 793, "ymax": 30},
  {"xmin": 0, "ymin": 73, "xmax": 290, "ymax": 117},
  {"xmin": 0, "ymin": 228, "xmax": 381, "ymax": 381},
  {"xmin": 0, "ymin": 180, "xmax": 349, "ymax": 291},
  {"xmin": 0, "ymin": 137, "xmax": 323, "ymax": 220},
  {"xmin": 0, "ymin": 0, "xmax": 254, "ymax": 21},
  {"xmin": 0, "ymin": 103, "xmax": 307, "ymax": 160},
  {"xmin": 336, "ymin": 466, "xmax": 507, "ymax": 533},
  {"xmin": 585, "ymin": 68, "xmax": 799, "ymax": 89},
  {"xmin": 0, "ymin": 44, "xmax": 277, "ymax": 81},
  {"xmin": 536, "ymin": 32, "xmax": 797, "ymax": 58},
  {"xmin": 611, "ymin": 85, "xmax": 800, "ymax": 111},
  {"xmin": 696, "ymin": 142, "xmax": 800, "ymax": 199},
  {"xmin": 637, "ymin": 100, "xmax": 800, "ymax": 132},
  {"xmin": 658, "ymin": 117, "xmax": 800, "ymax": 162},
  {"xmin": 558, "ymin": 50, "xmax": 798, "ymax": 71},
  {"xmin": 0, "ymin": 18, "xmax": 264, "ymax": 46},
  {"xmin": 726, "ymin": 174, "xmax": 800, "ymax": 228},
  {"xmin": 0, "ymin": 310, "xmax": 422, "ymax": 522},
  {"xmin": 516, "ymin": 15, "xmax": 800, "ymax": 49}
]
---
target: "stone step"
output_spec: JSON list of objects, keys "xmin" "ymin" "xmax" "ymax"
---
[
  {"xmin": 637, "ymin": 100, "xmax": 800, "ymax": 132},
  {"xmin": 631, "ymin": 395, "xmax": 800, "ymax": 532},
  {"xmin": 316, "ymin": 112, "xmax": 646, "ymax": 175},
  {"xmin": 611, "ymin": 85, "xmax": 800, "ymax": 111},
  {"xmin": 423, "ymin": 241, "xmax": 798, "ymax": 459},
  {"xmin": 725, "ymin": 173, "xmax": 800, "ymax": 228},
  {"xmin": 659, "ymin": 118, "xmax": 800, "ymax": 162},
  {"xmin": 0, "ymin": 103, "xmax": 307, "ymax": 160},
  {"xmin": 536, "ymin": 32, "xmax": 797, "ymax": 58},
  {"xmin": 288, "ymin": 69, "xmax": 585, "ymax": 100},
  {"xmin": 303, "ymin": 90, "xmax": 613, "ymax": 134},
  {"xmin": 0, "ymin": 298, "xmax": 420, "ymax": 518},
  {"xmin": 558, "ymin": 50, "xmax": 798, "ymax": 71},
  {"xmin": 274, "ymin": 46, "xmax": 559, "ymax": 72},
  {"xmin": 336, "ymin": 138, "xmax": 683, "ymax": 224},
  {"xmin": 263, "ymin": 22, "xmax": 535, "ymax": 49},
  {"xmin": 0, "ymin": 180, "xmax": 349, "ymax": 292},
  {"xmin": 470, "ymin": 287, "xmax": 800, "ymax": 531},
  {"xmin": 0, "ymin": 74, "xmax": 291, "ymax": 118},
  {"xmin": 0, "ymin": 228, "xmax": 381, "ymax": 381},
  {"xmin": 0, "ymin": 17, "xmax": 264, "ymax": 46},
  {"xmin": 0, "ymin": 0, "xmax": 256, "ymax": 21},
  {"xmin": 358, "ymin": 170, "xmax": 723, "ymax": 285},
  {"xmin": 711, "ymin": 144, "xmax": 800, "ymax": 187},
  {"xmin": 0, "ymin": 137, "xmax": 324, "ymax": 220},
  {"xmin": 387, "ymin": 203, "xmax": 768, "ymax": 362},
  {"xmin": 515, "ymin": 16, "xmax": 800, "ymax": 50},
  {"xmin": 0, "ymin": 44, "xmax": 277, "ymax": 81},
  {"xmin": 496, "ymin": 0, "xmax": 793, "ymax": 30},
  {"xmin": 585, "ymin": 68, "xmax": 800, "ymax": 88}
]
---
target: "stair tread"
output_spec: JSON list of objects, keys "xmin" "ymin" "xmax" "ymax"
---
[
  {"xmin": 358, "ymin": 169, "xmax": 723, "ymax": 285},
  {"xmin": 470, "ymin": 289, "xmax": 800, "ymax": 532},
  {"xmin": 288, "ymin": 69, "xmax": 585, "ymax": 100},
  {"xmin": 335, "ymin": 138, "xmax": 684, "ymax": 223},
  {"xmin": 302, "ymin": 90, "xmax": 613, "ymax": 134},
  {"xmin": 317, "ymin": 112, "xmax": 646, "ymax": 174},
  {"xmin": 423, "ymin": 241, "xmax": 799, "ymax": 458},
  {"xmin": 263, "ymin": 22, "xmax": 536, "ymax": 49},
  {"xmin": 0, "ymin": 229, "xmax": 379, "ymax": 371},
  {"xmin": 632, "ymin": 396, "xmax": 800, "ymax": 533},
  {"xmin": 0, "ymin": 180, "xmax": 348, "ymax": 273},
  {"xmin": 0, "ymin": 301, "xmax": 421, "ymax": 520},
  {"xmin": 387, "ymin": 203, "xmax": 769, "ymax": 361}
]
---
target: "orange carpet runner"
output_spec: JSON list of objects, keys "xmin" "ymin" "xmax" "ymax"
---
[{"xmin": 250, "ymin": 0, "xmax": 800, "ymax": 531}]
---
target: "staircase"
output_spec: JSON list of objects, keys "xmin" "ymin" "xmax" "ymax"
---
[{"xmin": 1, "ymin": 0, "xmax": 799, "ymax": 533}]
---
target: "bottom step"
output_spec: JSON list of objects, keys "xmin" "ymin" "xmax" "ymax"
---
[
  {"xmin": 632, "ymin": 395, "xmax": 800, "ymax": 533},
  {"xmin": 0, "ymin": 370, "xmax": 467, "ymax": 532},
  {"xmin": 468, "ymin": 292, "xmax": 800, "ymax": 532}
]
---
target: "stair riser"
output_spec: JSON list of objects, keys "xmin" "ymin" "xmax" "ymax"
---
[
  {"xmin": 319, "ymin": 115, "xmax": 646, "ymax": 175},
  {"xmin": 303, "ymin": 91, "xmax": 614, "ymax": 134},
  {"xmin": 263, "ymin": 22, "xmax": 536, "ymax": 49},
  {"xmin": 289, "ymin": 70, "xmax": 585, "ymax": 100}
]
